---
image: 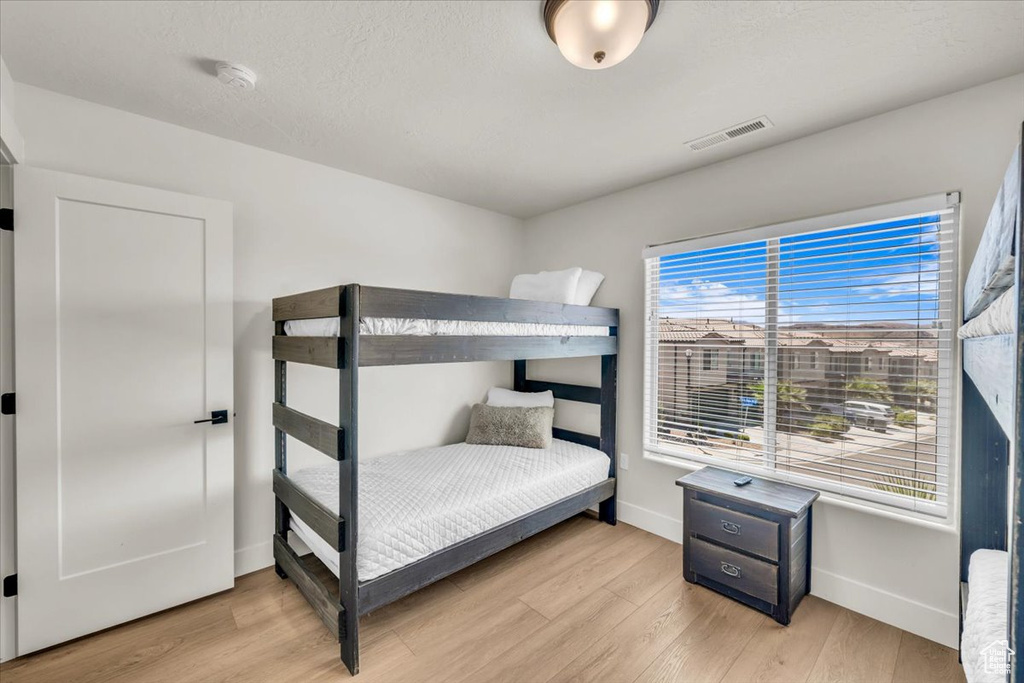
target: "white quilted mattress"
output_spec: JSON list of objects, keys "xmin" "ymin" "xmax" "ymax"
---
[
  {"xmin": 287, "ymin": 439, "xmax": 610, "ymax": 582},
  {"xmin": 961, "ymin": 549, "xmax": 1010, "ymax": 683},
  {"xmin": 959, "ymin": 287, "xmax": 1017, "ymax": 339},
  {"xmin": 283, "ymin": 316, "xmax": 610, "ymax": 337}
]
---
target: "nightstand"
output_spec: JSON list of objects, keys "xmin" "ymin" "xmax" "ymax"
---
[{"xmin": 676, "ymin": 467, "xmax": 819, "ymax": 625}]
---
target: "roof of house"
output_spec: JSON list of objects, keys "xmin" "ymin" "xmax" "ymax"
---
[{"xmin": 658, "ymin": 318, "xmax": 938, "ymax": 360}]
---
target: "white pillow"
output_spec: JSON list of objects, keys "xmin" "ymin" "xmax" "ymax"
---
[
  {"xmin": 487, "ymin": 387, "xmax": 555, "ymax": 408},
  {"xmin": 509, "ymin": 267, "xmax": 583, "ymax": 305},
  {"xmin": 573, "ymin": 270, "xmax": 605, "ymax": 306}
]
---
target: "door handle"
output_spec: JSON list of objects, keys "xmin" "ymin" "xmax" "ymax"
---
[{"xmin": 194, "ymin": 410, "xmax": 229, "ymax": 425}]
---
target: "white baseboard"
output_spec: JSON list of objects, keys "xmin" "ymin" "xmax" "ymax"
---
[
  {"xmin": 617, "ymin": 500, "xmax": 958, "ymax": 649},
  {"xmin": 234, "ymin": 541, "xmax": 273, "ymax": 578},
  {"xmin": 810, "ymin": 567, "xmax": 959, "ymax": 649},
  {"xmin": 618, "ymin": 500, "xmax": 683, "ymax": 544}
]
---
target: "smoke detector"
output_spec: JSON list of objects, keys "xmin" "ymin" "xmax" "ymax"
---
[
  {"xmin": 686, "ymin": 116, "xmax": 774, "ymax": 152},
  {"xmin": 216, "ymin": 62, "xmax": 257, "ymax": 90}
]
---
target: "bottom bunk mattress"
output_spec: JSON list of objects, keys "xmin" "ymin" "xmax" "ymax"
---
[
  {"xmin": 287, "ymin": 438, "xmax": 610, "ymax": 582},
  {"xmin": 961, "ymin": 549, "xmax": 1010, "ymax": 683}
]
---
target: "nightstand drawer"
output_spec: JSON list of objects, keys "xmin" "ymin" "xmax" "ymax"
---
[
  {"xmin": 689, "ymin": 537, "xmax": 778, "ymax": 605},
  {"xmin": 688, "ymin": 497, "xmax": 779, "ymax": 561}
]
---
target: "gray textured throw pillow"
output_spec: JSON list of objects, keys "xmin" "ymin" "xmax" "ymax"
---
[{"xmin": 465, "ymin": 404, "xmax": 554, "ymax": 449}]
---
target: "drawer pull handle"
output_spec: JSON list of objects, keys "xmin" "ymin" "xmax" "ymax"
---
[
  {"xmin": 721, "ymin": 520, "xmax": 741, "ymax": 535},
  {"xmin": 720, "ymin": 562, "xmax": 742, "ymax": 578}
]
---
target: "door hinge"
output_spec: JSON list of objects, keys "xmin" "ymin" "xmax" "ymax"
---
[
  {"xmin": 2, "ymin": 574, "xmax": 15, "ymax": 597},
  {"xmin": 0, "ymin": 208, "xmax": 11, "ymax": 232},
  {"xmin": 0, "ymin": 393, "xmax": 13, "ymax": 415}
]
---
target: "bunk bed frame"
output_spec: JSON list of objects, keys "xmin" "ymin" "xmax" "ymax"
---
[
  {"xmin": 270, "ymin": 284, "xmax": 619, "ymax": 675},
  {"xmin": 959, "ymin": 123, "xmax": 1023, "ymax": 683}
]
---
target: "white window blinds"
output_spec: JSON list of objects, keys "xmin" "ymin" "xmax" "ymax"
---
[{"xmin": 643, "ymin": 195, "xmax": 958, "ymax": 516}]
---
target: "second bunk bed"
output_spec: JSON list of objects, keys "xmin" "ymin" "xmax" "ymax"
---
[
  {"xmin": 959, "ymin": 125, "xmax": 1023, "ymax": 683},
  {"xmin": 270, "ymin": 284, "xmax": 619, "ymax": 675}
]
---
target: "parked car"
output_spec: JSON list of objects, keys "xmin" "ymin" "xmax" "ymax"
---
[
  {"xmin": 819, "ymin": 403, "xmax": 855, "ymax": 426},
  {"xmin": 843, "ymin": 400, "xmax": 894, "ymax": 431}
]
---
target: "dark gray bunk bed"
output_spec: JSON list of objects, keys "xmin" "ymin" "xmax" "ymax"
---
[
  {"xmin": 270, "ymin": 284, "xmax": 619, "ymax": 675},
  {"xmin": 959, "ymin": 124, "xmax": 1023, "ymax": 683}
]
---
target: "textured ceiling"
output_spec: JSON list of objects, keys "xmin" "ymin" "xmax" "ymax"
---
[{"xmin": 1, "ymin": 0, "xmax": 1022, "ymax": 218}]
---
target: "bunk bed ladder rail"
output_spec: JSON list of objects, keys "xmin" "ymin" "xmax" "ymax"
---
[
  {"xmin": 274, "ymin": 319, "xmax": 289, "ymax": 577},
  {"xmin": 337, "ymin": 285, "xmax": 360, "ymax": 674},
  {"xmin": 270, "ymin": 285, "xmax": 360, "ymax": 675}
]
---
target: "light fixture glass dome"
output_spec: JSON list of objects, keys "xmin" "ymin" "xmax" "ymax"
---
[{"xmin": 545, "ymin": 0, "xmax": 657, "ymax": 70}]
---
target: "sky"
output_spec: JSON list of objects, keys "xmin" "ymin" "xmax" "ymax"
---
[{"xmin": 655, "ymin": 213, "xmax": 950, "ymax": 328}]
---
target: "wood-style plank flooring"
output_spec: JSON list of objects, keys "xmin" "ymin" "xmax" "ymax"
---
[{"xmin": 0, "ymin": 516, "xmax": 965, "ymax": 683}]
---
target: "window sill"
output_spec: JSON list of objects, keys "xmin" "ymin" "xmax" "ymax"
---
[{"xmin": 643, "ymin": 450, "xmax": 958, "ymax": 535}]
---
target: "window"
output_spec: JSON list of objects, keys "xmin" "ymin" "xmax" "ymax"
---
[{"xmin": 644, "ymin": 195, "xmax": 957, "ymax": 516}]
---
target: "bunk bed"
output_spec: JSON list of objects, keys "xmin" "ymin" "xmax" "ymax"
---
[
  {"xmin": 959, "ymin": 125, "xmax": 1023, "ymax": 683},
  {"xmin": 270, "ymin": 284, "xmax": 619, "ymax": 675}
]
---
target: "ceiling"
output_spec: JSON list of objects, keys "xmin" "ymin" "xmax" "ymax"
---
[{"xmin": 1, "ymin": 1, "xmax": 1022, "ymax": 218}]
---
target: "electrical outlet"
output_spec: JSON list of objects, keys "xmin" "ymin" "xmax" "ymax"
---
[{"xmin": 620, "ymin": 452, "xmax": 630, "ymax": 470}]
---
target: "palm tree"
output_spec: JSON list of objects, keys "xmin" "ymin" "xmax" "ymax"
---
[
  {"xmin": 844, "ymin": 376, "xmax": 893, "ymax": 404},
  {"xmin": 748, "ymin": 380, "xmax": 808, "ymax": 433},
  {"xmin": 897, "ymin": 379, "xmax": 937, "ymax": 410},
  {"xmin": 872, "ymin": 469, "xmax": 937, "ymax": 501}
]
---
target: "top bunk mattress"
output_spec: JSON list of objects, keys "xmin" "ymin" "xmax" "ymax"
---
[
  {"xmin": 284, "ymin": 317, "xmax": 611, "ymax": 337},
  {"xmin": 958, "ymin": 286, "xmax": 1017, "ymax": 340},
  {"xmin": 963, "ymin": 142, "xmax": 1020, "ymax": 321},
  {"xmin": 288, "ymin": 438, "xmax": 610, "ymax": 582}
]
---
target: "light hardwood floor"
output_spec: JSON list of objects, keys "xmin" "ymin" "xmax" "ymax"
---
[{"xmin": 0, "ymin": 516, "xmax": 965, "ymax": 683}]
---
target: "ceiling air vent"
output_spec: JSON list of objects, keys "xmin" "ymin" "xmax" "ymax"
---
[{"xmin": 686, "ymin": 116, "xmax": 774, "ymax": 152}]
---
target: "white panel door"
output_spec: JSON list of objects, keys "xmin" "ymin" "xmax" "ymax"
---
[{"xmin": 13, "ymin": 166, "xmax": 233, "ymax": 654}]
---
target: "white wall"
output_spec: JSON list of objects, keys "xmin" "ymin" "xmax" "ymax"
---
[
  {"xmin": 11, "ymin": 83, "xmax": 525, "ymax": 578},
  {"xmin": 521, "ymin": 74, "xmax": 1024, "ymax": 648}
]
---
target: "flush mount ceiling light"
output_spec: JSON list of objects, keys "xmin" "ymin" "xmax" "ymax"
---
[{"xmin": 543, "ymin": 0, "xmax": 659, "ymax": 70}]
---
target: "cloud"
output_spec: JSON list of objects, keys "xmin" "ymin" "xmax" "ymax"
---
[
  {"xmin": 657, "ymin": 268, "xmax": 941, "ymax": 328},
  {"xmin": 852, "ymin": 272, "xmax": 940, "ymax": 301},
  {"xmin": 659, "ymin": 278, "xmax": 767, "ymax": 325}
]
